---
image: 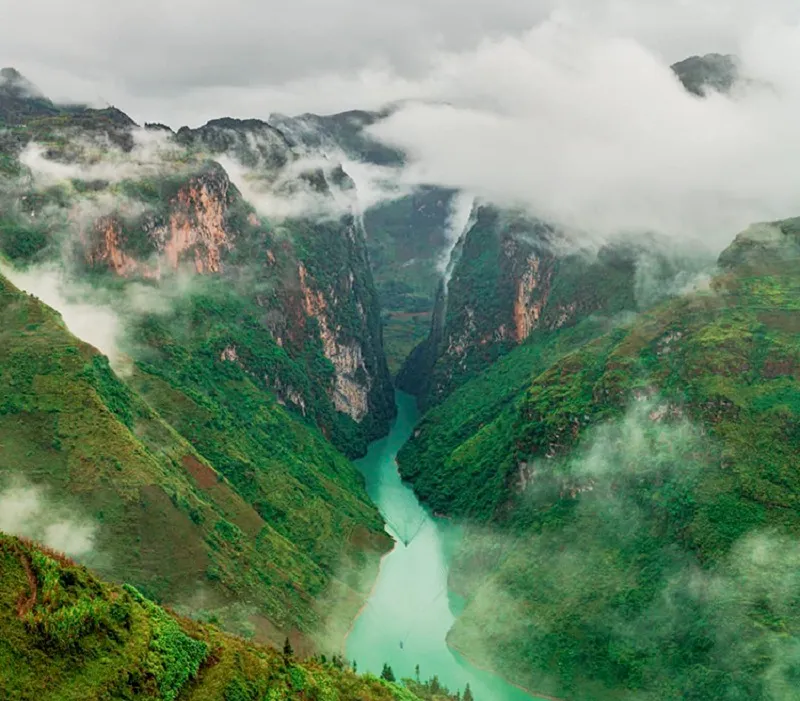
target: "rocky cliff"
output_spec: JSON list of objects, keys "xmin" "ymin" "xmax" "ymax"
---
[
  {"xmin": 396, "ymin": 205, "xmax": 691, "ymax": 408},
  {"xmin": 1, "ymin": 94, "xmax": 395, "ymax": 455},
  {"xmin": 0, "ymin": 72, "xmax": 396, "ymax": 649}
]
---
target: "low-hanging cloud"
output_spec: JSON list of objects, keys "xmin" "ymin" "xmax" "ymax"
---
[
  {"xmin": 219, "ymin": 151, "xmax": 408, "ymax": 223},
  {"xmin": 1, "ymin": 262, "xmax": 125, "ymax": 369},
  {"xmin": 0, "ymin": 479, "xmax": 96, "ymax": 557},
  {"xmin": 454, "ymin": 399, "xmax": 800, "ymax": 698},
  {"xmin": 19, "ymin": 128, "xmax": 188, "ymax": 187},
  {"xmin": 4, "ymin": 0, "xmax": 800, "ymax": 125},
  {"xmin": 370, "ymin": 18, "xmax": 800, "ymax": 249}
]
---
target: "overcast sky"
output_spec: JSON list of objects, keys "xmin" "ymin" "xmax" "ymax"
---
[
  {"xmin": 2, "ymin": 0, "xmax": 799, "ymax": 126},
  {"xmin": 5, "ymin": 0, "xmax": 800, "ymax": 245}
]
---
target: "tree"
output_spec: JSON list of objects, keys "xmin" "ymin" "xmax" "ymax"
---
[
  {"xmin": 463, "ymin": 683, "xmax": 474, "ymax": 701},
  {"xmin": 283, "ymin": 637, "xmax": 294, "ymax": 659},
  {"xmin": 415, "ymin": 664, "xmax": 420, "ymax": 683},
  {"xmin": 380, "ymin": 663, "xmax": 396, "ymax": 682},
  {"xmin": 430, "ymin": 676, "xmax": 441, "ymax": 694}
]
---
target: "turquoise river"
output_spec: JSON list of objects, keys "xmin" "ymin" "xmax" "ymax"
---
[{"xmin": 346, "ymin": 391, "xmax": 547, "ymax": 701}]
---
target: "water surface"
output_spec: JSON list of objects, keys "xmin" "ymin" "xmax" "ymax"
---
[{"xmin": 347, "ymin": 391, "xmax": 546, "ymax": 701}]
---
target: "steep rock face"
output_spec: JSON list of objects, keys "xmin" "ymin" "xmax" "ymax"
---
[
  {"xmin": 84, "ymin": 165, "xmax": 235, "ymax": 277},
  {"xmin": 86, "ymin": 217, "xmax": 142, "ymax": 277},
  {"xmin": 398, "ymin": 206, "xmax": 649, "ymax": 408},
  {"xmin": 298, "ymin": 263, "xmax": 371, "ymax": 421},
  {"xmin": 72, "ymin": 127, "xmax": 393, "ymax": 453},
  {"xmin": 269, "ymin": 110, "xmax": 458, "ymax": 375},
  {"xmin": 161, "ymin": 168, "xmax": 232, "ymax": 273}
]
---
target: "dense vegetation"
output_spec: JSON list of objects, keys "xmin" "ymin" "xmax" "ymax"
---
[
  {"xmin": 0, "ymin": 532, "xmax": 464, "ymax": 701},
  {"xmin": 400, "ymin": 220, "xmax": 800, "ymax": 699},
  {"xmin": 398, "ymin": 204, "xmax": 706, "ymax": 409},
  {"xmin": 0, "ymin": 75, "xmax": 400, "ymax": 651},
  {"xmin": 0, "ymin": 270, "xmax": 391, "ymax": 648}
]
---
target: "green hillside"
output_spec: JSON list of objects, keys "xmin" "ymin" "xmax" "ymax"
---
[
  {"xmin": 0, "ymin": 531, "xmax": 458, "ymax": 701},
  {"xmin": 0, "ymin": 269, "xmax": 389, "ymax": 650},
  {"xmin": 399, "ymin": 220, "xmax": 800, "ymax": 699},
  {"xmin": 396, "ymin": 205, "xmax": 708, "ymax": 409}
]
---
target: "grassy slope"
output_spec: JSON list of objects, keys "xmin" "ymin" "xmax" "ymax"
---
[
  {"xmin": 401, "ymin": 223, "xmax": 800, "ymax": 699},
  {"xmin": 397, "ymin": 317, "xmax": 620, "ymax": 517},
  {"xmin": 0, "ymin": 271, "xmax": 389, "ymax": 649},
  {"xmin": 0, "ymin": 532, "xmax": 458, "ymax": 701}
]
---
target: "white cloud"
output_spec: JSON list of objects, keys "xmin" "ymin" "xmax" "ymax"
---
[
  {"xmin": 0, "ymin": 262, "xmax": 125, "ymax": 370},
  {"xmin": 19, "ymin": 128, "xmax": 187, "ymax": 186},
  {"xmin": 370, "ymin": 18, "xmax": 800, "ymax": 248},
  {"xmin": 4, "ymin": 0, "xmax": 800, "ymax": 125},
  {"xmin": 0, "ymin": 481, "xmax": 95, "ymax": 557}
]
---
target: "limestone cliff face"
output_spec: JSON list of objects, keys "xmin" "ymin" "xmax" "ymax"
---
[
  {"xmin": 398, "ymin": 205, "xmax": 651, "ymax": 409},
  {"xmin": 398, "ymin": 207, "xmax": 561, "ymax": 406},
  {"xmin": 298, "ymin": 263, "xmax": 371, "ymax": 422},
  {"xmin": 86, "ymin": 217, "xmax": 145, "ymax": 277},
  {"xmin": 159, "ymin": 171, "xmax": 232, "ymax": 274},
  {"xmin": 80, "ymin": 150, "xmax": 393, "ymax": 454},
  {"xmin": 84, "ymin": 165, "xmax": 234, "ymax": 278},
  {"xmin": 514, "ymin": 254, "xmax": 552, "ymax": 343}
]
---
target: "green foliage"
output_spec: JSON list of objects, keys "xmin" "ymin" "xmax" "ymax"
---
[
  {"xmin": 0, "ymin": 533, "xmax": 444, "ymax": 701},
  {"xmin": 0, "ymin": 269, "xmax": 388, "ymax": 644},
  {"xmin": 402, "ymin": 231, "xmax": 800, "ymax": 699},
  {"xmin": 398, "ymin": 316, "xmax": 617, "ymax": 518},
  {"xmin": 124, "ymin": 585, "xmax": 209, "ymax": 700},
  {"xmin": 0, "ymin": 217, "xmax": 50, "ymax": 262}
]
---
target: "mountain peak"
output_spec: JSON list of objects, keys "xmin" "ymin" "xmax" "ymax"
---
[
  {"xmin": 671, "ymin": 53, "xmax": 739, "ymax": 96},
  {"xmin": 0, "ymin": 66, "xmax": 46, "ymax": 98}
]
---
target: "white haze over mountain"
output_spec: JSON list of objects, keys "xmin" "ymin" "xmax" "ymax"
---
[
  {"xmin": 2, "ymin": 0, "xmax": 798, "ymax": 121},
  {"xmin": 372, "ymin": 20, "xmax": 800, "ymax": 247},
  {"xmin": 3, "ymin": 1, "xmax": 800, "ymax": 245}
]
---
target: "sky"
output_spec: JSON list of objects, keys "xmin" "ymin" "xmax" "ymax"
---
[
  {"xmin": 2, "ymin": 0, "xmax": 799, "ymax": 126},
  {"xmin": 5, "ymin": 0, "xmax": 800, "ymax": 244}
]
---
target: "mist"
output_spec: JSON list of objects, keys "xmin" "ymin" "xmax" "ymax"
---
[
  {"xmin": 437, "ymin": 192, "xmax": 475, "ymax": 281},
  {"xmin": 370, "ymin": 18, "xmax": 800, "ymax": 250},
  {"xmin": 0, "ymin": 262, "xmax": 125, "ymax": 369},
  {"xmin": 18, "ymin": 128, "xmax": 188, "ymax": 186},
  {"xmin": 448, "ymin": 399, "xmax": 800, "ymax": 699},
  {"xmin": 0, "ymin": 478, "xmax": 95, "ymax": 557}
]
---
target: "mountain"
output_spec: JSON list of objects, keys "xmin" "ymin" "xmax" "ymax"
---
[
  {"xmin": 0, "ymin": 67, "xmax": 61, "ymax": 125},
  {"xmin": 270, "ymin": 109, "xmax": 460, "ymax": 375},
  {"xmin": 0, "ymin": 70, "xmax": 400, "ymax": 650},
  {"xmin": 397, "ymin": 219, "xmax": 800, "ymax": 699},
  {"xmin": 396, "ymin": 204, "xmax": 710, "ymax": 409},
  {"xmin": 0, "ymin": 88, "xmax": 395, "ymax": 457},
  {"xmin": 671, "ymin": 53, "xmax": 739, "ymax": 96},
  {"xmin": 0, "ymin": 531, "xmax": 459, "ymax": 701},
  {"xmin": 394, "ymin": 57, "xmax": 741, "ymax": 409},
  {"xmin": 0, "ymin": 268, "xmax": 391, "ymax": 650}
]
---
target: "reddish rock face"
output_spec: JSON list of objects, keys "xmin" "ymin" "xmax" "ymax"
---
[
  {"xmin": 78, "ymin": 160, "xmax": 391, "ymax": 438},
  {"xmin": 87, "ymin": 217, "xmax": 144, "ymax": 277},
  {"xmin": 162, "ymin": 179, "xmax": 231, "ymax": 274},
  {"xmin": 83, "ymin": 168, "xmax": 234, "ymax": 278},
  {"xmin": 298, "ymin": 263, "xmax": 370, "ymax": 422}
]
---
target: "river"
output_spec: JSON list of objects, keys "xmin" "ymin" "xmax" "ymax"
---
[{"xmin": 346, "ymin": 391, "xmax": 545, "ymax": 701}]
